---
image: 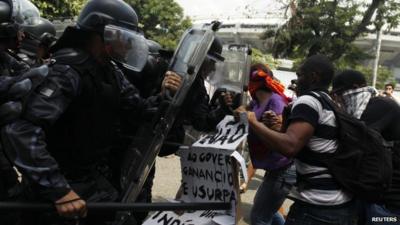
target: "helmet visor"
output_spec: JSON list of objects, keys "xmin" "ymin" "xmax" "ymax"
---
[
  {"xmin": 13, "ymin": 0, "xmax": 41, "ymax": 26},
  {"xmin": 104, "ymin": 25, "xmax": 149, "ymax": 72}
]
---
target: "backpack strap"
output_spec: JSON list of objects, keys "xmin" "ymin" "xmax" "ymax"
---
[{"xmin": 307, "ymin": 91, "xmax": 338, "ymax": 113}]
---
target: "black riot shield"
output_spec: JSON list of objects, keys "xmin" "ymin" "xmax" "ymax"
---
[
  {"xmin": 118, "ymin": 24, "xmax": 219, "ymax": 209},
  {"xmin": 208, "ymin": 44, "xmax": 252, "ymax": 106}
]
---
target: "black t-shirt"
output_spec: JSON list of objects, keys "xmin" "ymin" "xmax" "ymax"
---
[{"xmin": 361, "ymin": 97, "xmax": 400, "ymax": 207}]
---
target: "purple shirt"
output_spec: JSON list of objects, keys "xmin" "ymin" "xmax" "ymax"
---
[{"xmin": 248, "ymin": 93, "xmax": 292, "ymax": 170}]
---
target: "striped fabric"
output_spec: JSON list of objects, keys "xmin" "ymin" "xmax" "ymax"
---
[{"xmin": 288, "ymin": 92, "xmax": 352, "ymax": 205}]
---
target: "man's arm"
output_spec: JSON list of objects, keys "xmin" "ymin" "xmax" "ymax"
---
[
  {"xmin": 237, "ymin": 94, "xmax": 320, "ymax": 157},
  {"xmin": 248, "ymin": 116, "xmax": 314, "ymax": 157},
  {"xmin": 118, "ymin": 70, "xmax": 182, "ymax": 118},
  {"xmin": 1, "ymin": 66, "xmax": 86, "ymax": 217}
]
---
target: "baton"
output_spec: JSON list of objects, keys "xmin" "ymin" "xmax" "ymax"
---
[{"xmin": 0, "ymin": 202, "xmax": 231, "ymax": 212}]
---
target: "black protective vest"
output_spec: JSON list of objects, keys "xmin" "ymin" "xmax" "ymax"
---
[{"xmin": 46, "ymin": 50, "xmax": 122, "ymax": 173}]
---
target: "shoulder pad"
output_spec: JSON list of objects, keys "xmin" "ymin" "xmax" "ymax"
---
[{"xmin": 51, "ymin": 48, "xmax": 90, "ymax": 66}]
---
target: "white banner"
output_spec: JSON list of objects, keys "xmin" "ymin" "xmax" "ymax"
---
[
  {"xmin": 193, "ymin": 115, "xmax": 248, "ymax": 150},
  {"xmin": 144, "ymin": 115, "xmax": 248, "ymax": 225},
  {"xmin": 143, "ymin": 210, "xmax": 235, "ymax": 225}
]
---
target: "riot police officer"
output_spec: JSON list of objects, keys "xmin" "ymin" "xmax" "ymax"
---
[
  {"xmin": 0, "ymin": 0, "xmax": 32, "ymax": 224},
  {"xmin": 0, "ymin": 0, "xmax": 30, "ymax": 75},
  {"xmin": 19, "ymin": 16, "xmax": 57, "ymax": 66},
  {"xmin": 0, "ymin": 0, "xmax": 181, "ymax": 224}
]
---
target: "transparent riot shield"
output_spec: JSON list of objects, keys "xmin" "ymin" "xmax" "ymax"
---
[
  {"xmin": 118, "ymin": 24, "xmax": 218, "ymax": 212},
  {"xmin": 208, "ymin": 44, "xmax": 252, "ymax": 105}
]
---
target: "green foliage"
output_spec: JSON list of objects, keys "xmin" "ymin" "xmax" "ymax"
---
[
  {"xmin": 31, "ymin": 0, "xmax": 86, "ymax": 20},
  {"xmin": 268, "ymin": 0, "xmax": 400, "ymax": 65},
  {"xmin": 251, "ymin": 48, "xmax": 279, "ymax": 69},
  {"xmin": 126, "ymin": 0, "xmax": 192, "ymax": 49},
  {"xmin": 354, "ymin": 65, "xmax": 395, "ymax": 90}
]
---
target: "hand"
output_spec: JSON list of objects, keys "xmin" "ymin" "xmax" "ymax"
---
[
  {"xmin": 262, "ymin": 111, "xmax": 282, "ymax": 131},
  {"xmin": 55, "ymin": 190, "xmax": 87, "ymax": 218},
  {"xmin": 162, "ymin": 71, "xmax": 182, "ymax": 95},
  {"xmin": 234, "ymin": 106, "xmax": 257, "ymax": 123}
]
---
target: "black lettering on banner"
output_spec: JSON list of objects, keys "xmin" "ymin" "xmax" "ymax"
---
[
  {"xmin": 228, "ymin": 124, "xmax": 246, "ymax": 144},
  {"xmin": 226, "ymin": 120, "xmax": 239, "ymax": 127},
  {"xmin": 171, "ymin": 219, "xmax": 180, "ymax": 225},
  {"xmin": 199, "ymin": 153, "xmax": 205, "ymax": 162},
  {"xmin": 187, "ymin": 152, "xmax": 197, "ymax": 162},
  {"xmin": 158, "ymin": 213, "xmax": 173, "ymax": 224},
  {"xmin": 152, "ymin": 211, "xmax": 163, "ymax": 219},
  {"xmin": 207, "ymin": 187, "xmax": 215, "ymax": 200},
  {"xmin": 192, "ymin": 185, "xmax": 197, "ymax": 197},
  {"xmin": 229, "ymin": 190, "xmax": 236, "ymax": 202},
  {"xmin": 225, "ymin": 155, "xmax": 231, "ymax": 166},
  {"xmin": 182, "ymin": 166, "xmax": 229, "ymax": 183},
  {"xmin": 208, "ymin": 128, "xmax": 223, "ymax": 144},
  {"xmin": 197, "ymin": 119, "xmax": 246, "ymax": 146},
  {"xmin": 217, "ymin": 153, "xmax": 224, "ymax": 166},
  {"xmin": 182, "ymin": 182, "xmax": 188, "ymax": 195},
  {"xmin": 182, "ymin": 166, "xmax": 187, "ymax": 175},
  {"xmin": 205, "ymin": 170, "xmax": 213, "ymax": 182},
  {"xmin": 215, "ymin": 171, "xmax": 222, "ymax": 183},
  {"xmin": 189, "ymin": 185, "xmax": 236, "ymax": 202},
  {"xmin": 199, "ymin": 210, "xmax": 218, "ymax": 218},
  {"xmin": 199, "ymin": 185, "xmax": 206, "ymax": 199},
  {"xmin": 198, "ymin": 134, "xmax": 213, "ymax": 144},
  {"xmin": 215, "ymin": 189, "xmax": 222, "ymax": 201},
  {"xmin": 215, "ymin": 135, "xmax": 228, "ymax": 145}
]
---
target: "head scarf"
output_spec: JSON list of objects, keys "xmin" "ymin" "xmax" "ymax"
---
[{"xmin": 248, "ymin": 66, "xmax": 290, "ymax": 103}]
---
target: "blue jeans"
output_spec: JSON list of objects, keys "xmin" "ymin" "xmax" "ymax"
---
[
  {"xmin": 285, "ymin": 201, "xmax": 357, "ymax": 225},
  {"xmin": 251, "ymin": 164, "xmax": 296, "ymax": 225},
  {"xmin": 365, "ymin": 204, "xmax": 400, "ymax": 225}
]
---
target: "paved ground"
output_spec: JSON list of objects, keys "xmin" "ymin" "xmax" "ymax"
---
[{"xmin": 151, "ymin": 155, "xmax": 292, "ymax": 225}]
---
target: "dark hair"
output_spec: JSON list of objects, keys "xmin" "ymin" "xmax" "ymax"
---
[
  {"xmin": 250, "ymin": 63, "xmax": 274, "ymax": 77},
  {"xmin": 385, "ymin": 83, "xmax": 395, "ymax": 89},
  {"xmin": 299, "ymin": 55, "xmax": 335, "ymax": 88},
  {"xmin": 332, "ymin": 70, "xmax": 367, "ymax": 94}
]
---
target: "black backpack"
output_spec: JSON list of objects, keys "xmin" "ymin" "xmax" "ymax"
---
[{"xmin": 302, "ymin": 92, "xmax": 393, "ymax": 202}]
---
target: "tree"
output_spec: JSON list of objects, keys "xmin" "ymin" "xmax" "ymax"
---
[
  {"xmin": 126, "ymin": 0, "xmax": 192, "ymax": 49},
  {"xmin": 31, "ymin": 0, "xmax": 86, "ymax": 20},
  {"xmin": 251, "ymin": 48, "xmax": 279, "ymax": 69},
  {"xmin": 356, "ymin": 65, "xmax": 396, "ymax": 90},
  {"xmin": 267, "ymin": 0, "xmax": 400, "ymax": 65}
]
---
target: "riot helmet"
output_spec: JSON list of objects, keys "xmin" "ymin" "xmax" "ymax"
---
[
  {"xmin": 200, "ymin": 36, "xmax": 225, "ymax": 78},
  {"xmin": 0, "ymin": 0, "xmax": 18, "ymax": 39},
  {"xmin": 77, "ymin": 0, "xmax": 148, "ymax": 72},
  {"xmin": 13, "ymin": 0, "xmax": 40, "ymax": 25},
  {"xmin": 207, "ymin": 36, "xmax": 224, "ymax": 62},
  {"xmin": 0, "ymin": 0, "xmax": 40, "ymax": 49},
  {"xmin": 20, "ymin": 17, "xmax": 56, "ymax": 57}
]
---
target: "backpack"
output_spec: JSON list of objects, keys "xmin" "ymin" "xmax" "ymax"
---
[{"xmin": 301, "ymin": 92, "xmax": 393, "ymax": 202}]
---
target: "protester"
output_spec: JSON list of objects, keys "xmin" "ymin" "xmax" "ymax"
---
[
  {"xmin": 236, "ymin": 55, "xmax": 356, "ymax": 225},
  {"xmin": 0, "ymin": 0, "xmax": 182, "ymax": 224},
  {"xmin": 240, "ymin": 64, "xmax": 295, "ymax": 225},
  {"xmin": 382, "ymin": 83, "xmax": 399, "ymax": 103},
  {"xmin": 332, "ymin": 70, "xmax": 400, "ymax": 225},
  {"xmin": 383, "ymin": 83, "xmax": 395, "ymax": 97}
]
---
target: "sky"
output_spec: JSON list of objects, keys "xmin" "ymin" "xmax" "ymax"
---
[{"xmin": 175, "ymin": 0, "xmax": 283, "ymax": 20}]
